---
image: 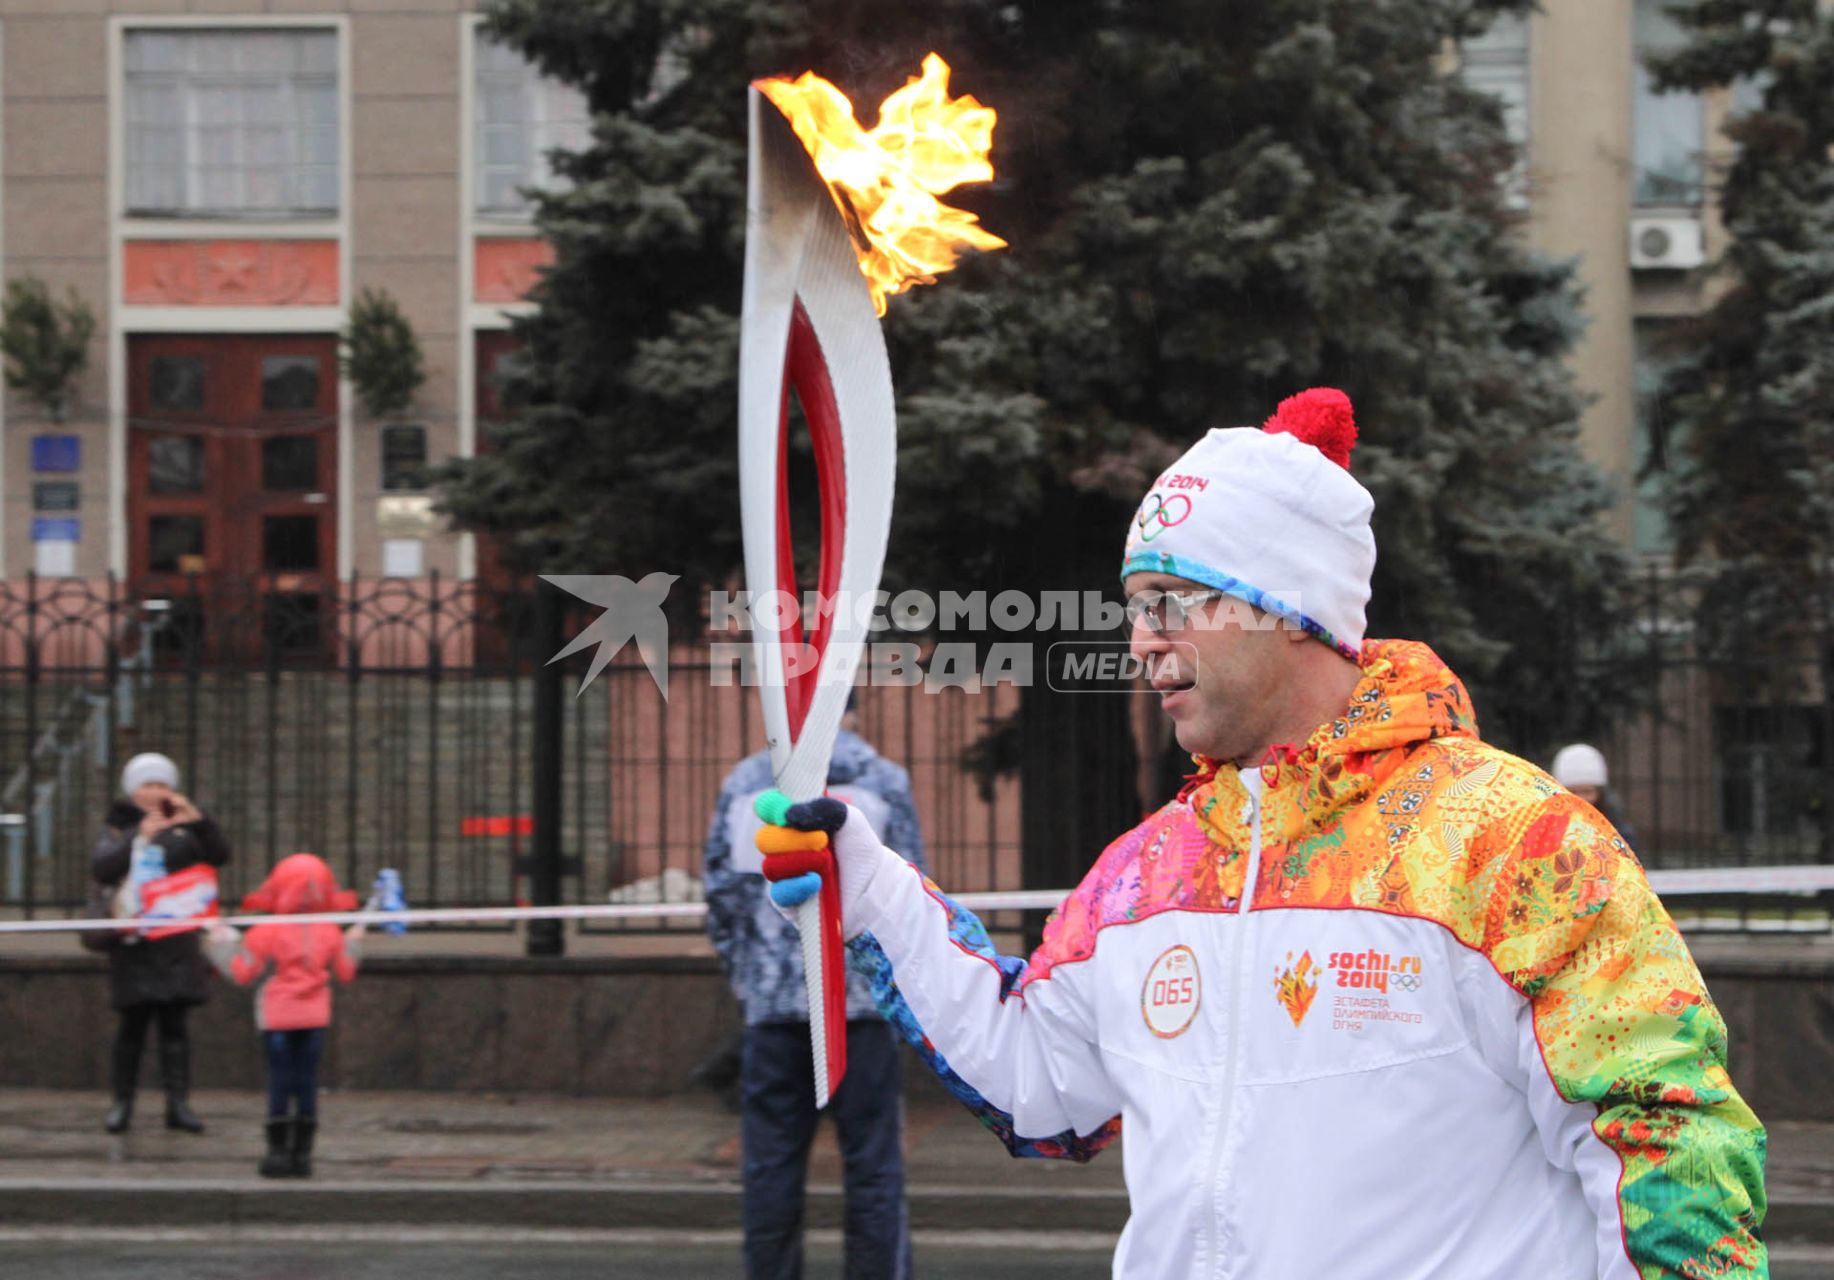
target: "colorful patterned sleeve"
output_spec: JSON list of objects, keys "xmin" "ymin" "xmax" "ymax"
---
[
  {"xmin": 1483, "ymin": 795, "xmax": 1767, "ymax": 1279},
  {"xmin": 848, "ymin": 875, "xmax": 1121, "ymax": 1163}
]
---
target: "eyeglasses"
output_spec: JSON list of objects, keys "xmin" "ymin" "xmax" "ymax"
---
[{"xmin": 1124, "ymin": 588, "xmax": 1230, "ymax": 635}]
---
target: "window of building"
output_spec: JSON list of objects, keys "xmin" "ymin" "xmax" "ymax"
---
[
  {"xmin": 261, "ymin": 434, "xmax": 318, "ymax": 491},
  {"xmin": 1633, "ymin": 0, "xmax": 1704, "ymax": 206},
  {"xmin": 1632, "ymin": 319, "xmax": 1687, "ymax": 554},
  {"xmin": 149, "ymin": 436, "xmax": 206, "ymax": 494},
  {"xmin": 261, "ymin": 354, "xmax": 321, "ymax": 410},
  {"xmin": 1714, "ymin": 705, "xmax": 1824, "ymax": 845},
  {"xmin": 149, "ymin": 514, "xmax": 206, "ymax": 573},
  {"xmin": 125, "ymin": 28, "xmax": 339, "ymax": 218},
  {"xmin": 149, "ymin": 356, "xmax": 206, "ymax": 411},
  {"xmin": 1460, "ymin": 12, "xmax": 1531, "ymax": 205},
  {"xmin": 474, "ymin": 32, "xmax": 591, "ymax": 218},
  {"xmin": 381, "ymin": 424, "xmax": 428, "ymax": 492},
  {"xmin": 263, "ymin": 514, "xmax": 320, "ymax": 572}
]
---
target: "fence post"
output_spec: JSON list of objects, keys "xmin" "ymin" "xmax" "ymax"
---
[
  {"xmin": 104, "ymin": 573, "xmax": 121, "ymax": 774},
  {"xmin": 1823, "ymin": 645, "xmax": 1834, "ymax": 867},
  {"xmin": 427, "ymin": 569, "xmax": 443, "ymax": 906},
  {"xmin": 183, "ymin": 575, "xmax": 201, "ymax": 787},
  {"xmin": 345, "ymin": 572, "xmax": 362, "ymax": 890},
  {"xmin": 1647, "ymin": 562, "xmax": 1664, "ymax": 864},
  {"xmin": 527, "ymin": 577, "xmax": 565, "ymax": 957},
  {"xmin": 23, "ymin": 572, "xmax": 39, "ymax": 916},
  {"xmin": 0, "ymin": 814, "xmax": 23, "ymax": 904}
]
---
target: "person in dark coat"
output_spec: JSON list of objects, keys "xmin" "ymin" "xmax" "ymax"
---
[{"xmin": 85, "ymin": 752, "xmax": 231, "ymax": 1134}]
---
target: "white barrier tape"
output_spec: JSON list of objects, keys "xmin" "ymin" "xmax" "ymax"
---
[
  {"xmin": 1644, "ymin": 865, "xmax": 1834, "ymax": 896},
  {"xmin": 0, "ymin": 890, "xmax": 1066, "ymax": 935},
  {"xmin": 0, "ymin": 871, "xmax": 1828, "ymax": 936}
]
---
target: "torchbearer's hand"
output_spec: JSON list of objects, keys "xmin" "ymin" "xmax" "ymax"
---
[{"xmin": 753, "ymin": 790, "xmax": 901, "ymax": 941}]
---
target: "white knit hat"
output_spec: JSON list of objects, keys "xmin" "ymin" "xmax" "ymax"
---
[
  {"xmin": 1120, "ymin": 388, "xmax": 1376, "ymax": 659},
  {"xmin": 1551, "ymin": 743, "xmax": 1608, "ymax": 789},
  {"xmin": 120, "ymin": 752, "xmax": 180, "ymax": 797}
]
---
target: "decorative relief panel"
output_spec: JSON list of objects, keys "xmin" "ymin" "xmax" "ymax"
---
[{"xmin": 124, "ymin": 240, "xmax": 340, "ymax": 307}]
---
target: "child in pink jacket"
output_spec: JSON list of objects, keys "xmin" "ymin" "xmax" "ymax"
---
[{"xmin": 206, "ymin": 853, "xmax": 365, "ymax": 1178}]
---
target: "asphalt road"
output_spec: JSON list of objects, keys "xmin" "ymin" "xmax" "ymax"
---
[{"xmin": 8, "ymin": 1234, "xmax": 1833, "ymax": 1280}]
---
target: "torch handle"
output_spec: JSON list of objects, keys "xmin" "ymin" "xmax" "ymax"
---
[
  {"xmin": 794, "ymin": 897, "xmax": 832, "ymax": 1106},
  {"xmin": 790, "ymin": 846, "xmax": 847, "ymax": 1110}
]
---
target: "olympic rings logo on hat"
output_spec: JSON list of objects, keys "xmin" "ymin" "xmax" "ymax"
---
[{"xmin": 1135, "ymin": 493, "xmax": 1192, "ymax": 542}]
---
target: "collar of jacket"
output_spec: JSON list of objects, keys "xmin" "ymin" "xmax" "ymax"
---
[{"xmin": 1184, "ymin": 638, "xmax": 1479, "ymax": 851}]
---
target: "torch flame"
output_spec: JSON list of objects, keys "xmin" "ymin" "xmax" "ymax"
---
[{"xmin": 759, "ymin": 53, "xmax": 1007, "ymax": 316}]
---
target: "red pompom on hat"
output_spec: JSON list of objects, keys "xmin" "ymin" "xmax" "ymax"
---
[{"xmin": 1262, "ymin": 387, "xmax": 1357, "ymax": 471}]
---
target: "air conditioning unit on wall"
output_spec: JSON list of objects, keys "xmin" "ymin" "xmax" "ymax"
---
[{"xmin": 1630, "ymin": 215, "xmax": 1706, "ymax": 271}]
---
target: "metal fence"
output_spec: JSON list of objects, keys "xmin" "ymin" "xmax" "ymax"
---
[
  {"xmin": 1571, "ymin": 570, "xmax": 1834, "ymax": 873},
  {"xmin": 0, "ymin": 575, "xmax": 1021, "ymax": 926},
  {"xmin": 0, "ymin": 571, "xmax": 1828, "ymax": 929}
]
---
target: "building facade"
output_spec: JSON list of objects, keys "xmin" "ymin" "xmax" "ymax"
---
[
  {"xmin": 1464, "ymin": 0, "xmax": 1750, "ymax": 555},
  {"xmin": 0, "ymin": 0, "xmax": 586, "ymax": 609},
  {"xmin": 0, "ymin": 2, "xmax": 1771, "ymax": 582}
]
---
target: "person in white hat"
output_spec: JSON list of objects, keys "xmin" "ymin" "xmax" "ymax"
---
[
  {"xmin": 85, "ymin": 751, "xmax": 231, "ymax": 1134},
  {"xmin": 1552, "ymin": 742, "xmax": 1639, "ymax": 852},
  {"xmin": 753, "ymin": 388, "xmax": 1765, "ymax": 1279},
  {"xmin": 1551, "ymin": 742, "xmax": 1609, "ymax": 801}
]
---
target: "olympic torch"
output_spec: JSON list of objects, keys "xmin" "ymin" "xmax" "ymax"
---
[{"xmin": 738, "ymin": 55, "xmax": 1004, "ymax": 1107}]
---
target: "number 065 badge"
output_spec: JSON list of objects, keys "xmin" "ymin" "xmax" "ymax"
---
[{"xmin": 1141, "ymin": 944, "xmax": 1202, "ymax": 1039}]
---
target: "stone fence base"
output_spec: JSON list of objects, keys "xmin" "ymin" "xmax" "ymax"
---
[
  {"xmin": 2, "ymin": 943, "xmax": 1830, "ymax": 1120},
  {"xmin": 0, "ymin": 954, "xmax": 739, "ymax": 1098}
]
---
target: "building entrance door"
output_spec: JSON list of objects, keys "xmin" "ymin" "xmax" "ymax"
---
[{"xmin": 127, "ymin": 334, "xmax": 338, "ymax": 662}]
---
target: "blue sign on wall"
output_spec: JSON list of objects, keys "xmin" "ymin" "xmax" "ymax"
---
[
  {"xmin": 32, "ymin": 518, "xmax": 79, "ymax": 543},
  {"xmin": 31, "ymin": 435, "xmax": 80, "ymax": 473}
]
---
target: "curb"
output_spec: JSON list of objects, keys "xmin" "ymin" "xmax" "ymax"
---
[
  {"xmin": 0, "ymin": 1179, "xmax": 1133, "ymax": 1235},
  {"xmin": 0, "ymin": 1180, "xmax": 1825, "ymax": 1245},
  {"xmin": 1769, "ymin": 1200, "xmax": 1834, "ymax": 1245}
]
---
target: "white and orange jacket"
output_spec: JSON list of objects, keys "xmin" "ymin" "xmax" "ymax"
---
[{"xmin": 848, "ymin": 641, "xmax": 1766, "ymax": 1279}]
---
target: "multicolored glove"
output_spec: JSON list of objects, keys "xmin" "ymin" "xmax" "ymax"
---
[{"xmin": 753, "ymin": 790, "xmax": 899, "ymax": 941}]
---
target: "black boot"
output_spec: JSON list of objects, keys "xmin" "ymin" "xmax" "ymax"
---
[
  {"xmin": 258, "ymin": 1119, "xmax": 293, "ymax": 1178},
  {"xmin": 104, "ymin": 1034, "xmax": 142, "ymax": 1134},
  {"xmin": 291, "ymin": 1117, "xmax": 317, "ymax": 1178},
  {"xmin": 159, "ymin": 1040, "xmax": 205, "ymax": 1133}
]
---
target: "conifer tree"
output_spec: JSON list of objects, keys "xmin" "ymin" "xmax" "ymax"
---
[
  {"xmin": 1647, "ymin": 0, "xmax": 1834, "ymax": 650},
  {"xmin": 438, "ymin": 0, "xmax": 1626, "ymax": 758},
  {"xmin": 1646, "ymin": 0, "xmax": 1834, "ymax": 851}
]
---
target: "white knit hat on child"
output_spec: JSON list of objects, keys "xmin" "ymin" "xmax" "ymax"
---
[
  {"xmin": 1120, "ymin": 388, "xmax": 1377, "ymax": 659},
  {"xmin": 120, "ymin": 752, "xmax": 180, "ymax": 797},
  {"xmin": 1551, "ymin": 743, "xmax": 1609, "ymax": 789}
]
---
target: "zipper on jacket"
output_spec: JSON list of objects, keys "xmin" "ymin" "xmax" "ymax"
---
[{"xmin": 1207, "ymin": 771, "xmax": 1264, "ymax": 1280}]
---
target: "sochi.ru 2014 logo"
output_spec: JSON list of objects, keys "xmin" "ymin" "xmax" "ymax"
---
[
  {"xmin": 1141, "ymin": 944, "xmax": 1201, "ymax": 1039},
  {"xmin": 1326, "ymin": 948, "xmax": 1424, "ymax": 994}
]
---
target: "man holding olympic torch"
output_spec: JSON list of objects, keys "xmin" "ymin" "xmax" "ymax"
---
[{"xmin": 756, "ymin": 389, "xmax": 1768, "ymax": 1279}]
